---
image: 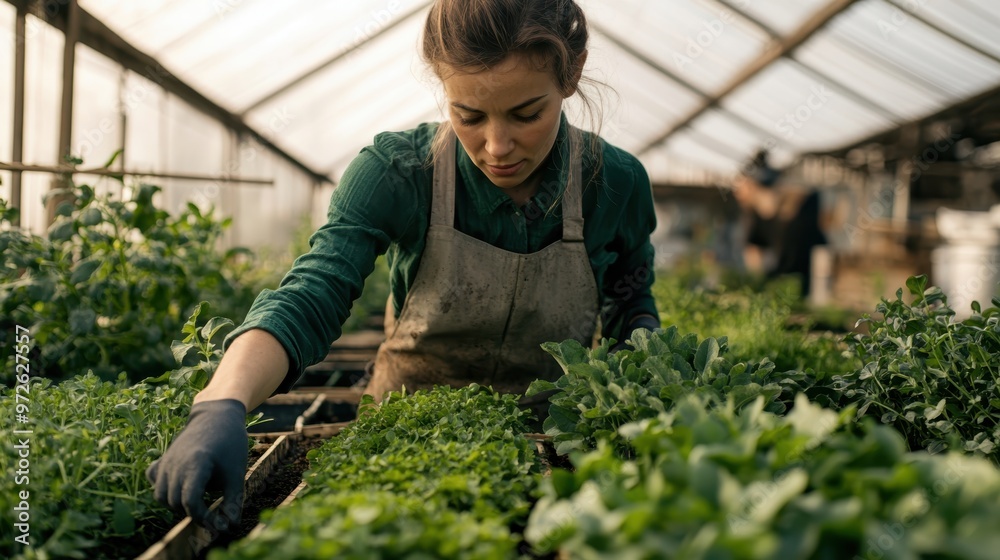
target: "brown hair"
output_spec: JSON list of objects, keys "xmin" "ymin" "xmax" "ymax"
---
[{"xmin": 421, "ymin": 0, "xmax": 606, "ymax": 173}]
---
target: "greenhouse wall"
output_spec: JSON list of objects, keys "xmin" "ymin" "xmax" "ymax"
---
[{"xmin": 0, "ymin": 8, "xmax": 320, "ymax": 253}]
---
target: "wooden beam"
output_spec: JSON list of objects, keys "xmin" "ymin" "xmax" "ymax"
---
[
  {"xmin": 46, "ymin": 0, "xmax": 80, "ymax": 226},
  {"xmin": 0, "ymin": 161, "xmax": 274, "ymax": 185},
  {"xmin": 11, "ymin": 4, "xmax": 26, "ymax": 227},
  {"xmin": 590, "ymin": 20, "xmax": 793, "ymax": 151},
  {"xmin": 638, "ymin": 0, "xmax": 863, "ymax": 156},
  {"xmin": 56, "ymin": 0, "xmax": 78, "ymax": 162}
]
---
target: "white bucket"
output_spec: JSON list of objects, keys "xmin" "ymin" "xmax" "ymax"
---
[
  {"xmin": 931, "ymin": 244, "xmax": 1000, "ymax": 319},
  {"xmin": 937, "ymin": 207, "xmax": 999, "ymax": 246}
]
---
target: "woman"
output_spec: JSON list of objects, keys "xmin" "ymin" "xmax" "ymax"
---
[
  {"xmin": 734, "ymin": 149, "xmax": 827, "ymax": 297},
  {"xmin": 147, "ymin": 0, "xmax": 660, "ymax": 531}
]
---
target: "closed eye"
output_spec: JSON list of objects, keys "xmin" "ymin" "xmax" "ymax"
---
[
  {"xmin": 458, "ymin": 114, "xmax": 484, "ymax": 126},
  {"xmin": 455, "ymin": 111, "xmax": 542, "ymax": 127},
  {"xmin": 514, "ymin": 112, "xmax": 542, "ymax": 124}
]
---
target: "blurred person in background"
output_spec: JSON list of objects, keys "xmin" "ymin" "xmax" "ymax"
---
[
  {"xmin": 733, "ymin": 149, "xmax": 827, "ymax": 298},
  {"xmin": 147, "ymin": 0, "xmax": 659, "ymax": 532}
]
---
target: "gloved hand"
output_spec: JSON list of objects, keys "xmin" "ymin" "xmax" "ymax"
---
[
  {"xmin": 610, "ymin": 315, "xmax": 661, "ymax": 354},
  {"xmin": 146, "ymin": 399, "xmax": 248, "ymax": 532}
]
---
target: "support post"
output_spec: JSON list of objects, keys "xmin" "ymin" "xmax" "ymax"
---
[
  {"xmin": 11, "ymin": 4, "xmax": 26, "ymax": 227},
  {"xmin": 47, "ymin": 0, "xmax": 80, "ymax": 226}
]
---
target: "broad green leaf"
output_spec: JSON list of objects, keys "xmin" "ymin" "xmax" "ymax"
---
[
  {"xmin": 925, "ymin": 398, "xmax": 946, "ymax": 421},
  {"xmin": 550, "ymin": 469, "xmax": 577, "ymax": 498},
  {"xmin": 526, "ymin": 379, "xmax": 558, "ymax": 396},
  {"xmin": 541, "ymin": 339, "xmax": 589, "ymax": 370},
  {"xmin": 745, "ymin": 469, "xmax": 808, "ymax": 525},
  {"xmin": 695, "ymin": 338, "xmax": 720, "ymax": 375},
  {"xmin": 171, "ymin": 340, "xmax": 196, "ymax": 365},
  {"xmin": 70, "ymin": 258, "xmax": 102, "ymax": 285},
  {"xmin": 544, "ymin": 404, "xmax": 579, "ymax": 435},
  {"xmin": 47, "ymin": 216, "xmax": 76, "ymax": 242},
  {"xmin": 79, "ymin": 206, "xmax": 103, "ymax": 226},
  {"xmin": 182, "ymin": 302, "xmax": 208, "ymax": 337},
  {"xmin": 786, "ymin": 393, "xmax": 841, "ymax": 447},
  {"xmin": 906, "ymin": 275, "xmax": 927, "ymax": 297},
  {"xmin": 201, "ymin": 316, "xmax": 235, "ymax": 342}
]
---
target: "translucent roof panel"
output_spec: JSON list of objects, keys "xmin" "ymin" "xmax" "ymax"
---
[
  {"xmin": 245, "ymin": 12, "xmax": 439, "ymax": 174},
  {"xmin": 582, "ymin": 0, "xmax": 769, "ymax": 94},
  {"xmin": 685, "ymin": 108, "xmax": 797, "ymax": 166},
  {"xmin": 915, "ymin": 0, "xmax": 1000, "ymax": 61},
  {"xmin": 795, "ymin": 28, "xmax": 949, "ymax": 122},
  {"xmin": 79, "ymin": 0, "xmax": 434, "ymax": 114},
  {"xmin": 825, "ymin": 1, "xmax": 1000, "ymax": 104},
  {"xmin": 581, "ymin": 31, "xmax": 705, "ymax": 153},
  {"xmin": 72, "ymin": 45, "xmax": 124, "ymax": 168},
  {"xmin": 33, "ymin": 0, "xmax": 1000, "ymax": 188},
  {"xmin": 734, "ymin": 0, "xmax": 831, "ymax": 36},
  {"xmin": 720, "ymin": 57, "xmax": 896, "ymax": 153}
]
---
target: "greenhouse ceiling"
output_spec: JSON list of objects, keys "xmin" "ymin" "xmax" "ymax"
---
[{"xmin": 5, "ymin": 0, "xmax": 1000, "ymax": 187}]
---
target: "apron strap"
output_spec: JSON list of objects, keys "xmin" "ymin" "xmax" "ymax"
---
[
  {"xmin": 562, "ymin": 127, "xmax": 585, "ymax": 242},
  {"xmin": 431, "ymin": 123, "xmax": 584, "ymax": 241},
  {"xmin": 431, "ymin": 127, "xmax": 458, "ymax": 227}
]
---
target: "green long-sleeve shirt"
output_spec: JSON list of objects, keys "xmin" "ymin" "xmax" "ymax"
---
[{"xmin": 224, "ymin": 113, "xmax": 659, "ymax": 393}]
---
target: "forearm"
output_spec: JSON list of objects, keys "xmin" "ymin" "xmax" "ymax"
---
[{"xmin": 194, "ymin": 329, "xmax": 290, "ymax": 412}]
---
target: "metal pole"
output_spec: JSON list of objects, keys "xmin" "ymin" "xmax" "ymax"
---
[{"xmin": 11, "ymin": 5, "xmax": 26, "ymax": 227}]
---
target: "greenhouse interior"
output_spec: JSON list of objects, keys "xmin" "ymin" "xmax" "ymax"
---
[{"xmin": 2, "ymin": 0, "xmax": 1000, "ymax": 558}]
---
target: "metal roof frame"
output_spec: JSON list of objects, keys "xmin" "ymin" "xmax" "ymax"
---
[
  {"xmin": 238, "ymin": 0, "xmax": 433, "ymax": 116},
  {"xmin": 589, "ymin": 20, "xmax": 795, "ymax": 155},
  {"xmin": 6, "ymin": 0, "xmax": 999, "ymax": 197},
  {"xmin": 637, "ymin": 0, "xmax": 863, "ymax": 156},
  {"xmin": 5, "ymin": 0, "xmax": 333, "ymax": 186}
]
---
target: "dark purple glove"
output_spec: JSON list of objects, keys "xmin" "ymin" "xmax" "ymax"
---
[{"xmin": 146, "ymin": 399, "xmax": 248, "ymax": 532}]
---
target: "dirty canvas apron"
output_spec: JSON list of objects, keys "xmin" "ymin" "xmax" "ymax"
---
[{"xmin": 363, "ymin": 127, "xmax": 599, "ymax": 401}]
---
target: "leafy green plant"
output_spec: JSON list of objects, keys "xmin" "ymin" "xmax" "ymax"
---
[
  {"xmin": 527, "ymin": 327, "xmax": 809, "ymax": 456},
  {"xmin": 652, "ymin": 272, "xmax": 857, "ymax": 380},
  {"xmin": 0, "ymin": 373, "xmax": 197, "ymax": 559},
  {"xmin": 216, "ymin": 386, "xmax": 539, "ymax": 558},
  {"xmin": 146, "ymin": 301, "xmax": 232, "ymax": 389},
  {"xmin": 838, "ymin": 275, "xmax": 1000, "ymax": 463},
  {"xmin": 0, "ymin": 305, "xmax": 252, "ymax": 559},
  {"xmin": 0, "ymin": 175, "xmax": 259, "ymax": 384},
  {"xmin": 527, "ymin": 393, "xmax": 1000, "ymax": 560},
  {"xmin": 304, "ymin": 385, "xmax": 538, "ymax": 523},
  {"xmin": 211, "ymin": 490, "xmax": 518, "ymax": 560}
]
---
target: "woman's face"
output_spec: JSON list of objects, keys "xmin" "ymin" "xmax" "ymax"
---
[{"xmin": 441, "ymin": 53, "xmax": 568, "ymax": 191}]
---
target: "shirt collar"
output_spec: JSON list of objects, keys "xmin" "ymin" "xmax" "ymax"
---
[{"xmin": 455, "ymin": 112, "xmax": 571, "ymax": 216}]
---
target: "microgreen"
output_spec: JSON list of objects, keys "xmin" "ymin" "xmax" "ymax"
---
[{"xmin": 837, "ymin": 275, "xmax": 1000, "ymax": 462}]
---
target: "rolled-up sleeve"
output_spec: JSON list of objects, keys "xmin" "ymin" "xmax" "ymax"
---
[
  {"xmin": 599, "ymin": 155, "xmax": 659, "ymax": 342},
  {"xmin": 223, "ymin": 138, "xmax": 421, "ymax": 394}
]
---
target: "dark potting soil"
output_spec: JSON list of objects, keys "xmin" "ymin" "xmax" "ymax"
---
[
  {"xmin": 204, "ymin": 436, "xmax": 324, "ymax": 556},
  {"xmin": 91, "ymin": 514, "xmax": 181, "ymax": 560}
]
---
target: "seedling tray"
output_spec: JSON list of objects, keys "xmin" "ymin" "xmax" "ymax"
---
[{"xmin": 135, "ymin": 393, "xmax": 354, "ymax": 560}]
